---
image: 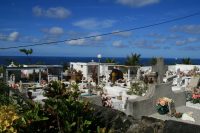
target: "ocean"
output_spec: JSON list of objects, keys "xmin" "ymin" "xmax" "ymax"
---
[{"xmin": 0, "ymin": 56, "xmax": 200, "ymax": 66}]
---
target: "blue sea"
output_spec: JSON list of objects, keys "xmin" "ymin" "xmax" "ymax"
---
[{"xmin": 0, "ymin": 56, "xmax": 200, "ymax": 65}]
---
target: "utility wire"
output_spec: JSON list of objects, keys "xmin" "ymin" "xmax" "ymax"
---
[{"xmin": 1, "ymin": 11, "xmax": 200, "ymax": 50}]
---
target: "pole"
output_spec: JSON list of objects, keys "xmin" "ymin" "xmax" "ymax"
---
[{"xmin": 98, "ymin": 59, "xmax": 100, "ymax": 86}]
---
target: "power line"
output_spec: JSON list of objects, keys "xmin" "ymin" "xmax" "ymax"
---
[{"xmin": 1, "ymin": 11, "xmax": 200, "ymax": 50}]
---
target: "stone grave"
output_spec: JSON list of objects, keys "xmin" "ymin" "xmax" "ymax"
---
[
  {"xmin": 187, "ymin": 77, "xmax": 200, "ymax": 91},
  {"xmin": 125, "ymin": 82, "xmax": 186, "ymax": 119},
  {"xmin": 152, "ymin": 58, "xmax": 168, "ymax": 84}
]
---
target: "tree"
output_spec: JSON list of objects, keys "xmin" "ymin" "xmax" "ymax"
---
[
  {"xmin": 0, "ymin": 66, "xmax": 3, "ymax": 73},
  {"xmin": 19, "ymin": 48, "xmax": 33, "ymax": 64},
  {"xmin": 105, "ymin": 58, "xmax": 116, "ymax": 63},
  {"xmin": 125, "ymin": 53, "xmax": 141, "ymax": 66},
  {"xmin": 182, "ymin": 58, "xmax": 192, "ymax": 65},
  {"xmin": 150, "ymin": 57, "xmax": 157, "ymax": 66}
]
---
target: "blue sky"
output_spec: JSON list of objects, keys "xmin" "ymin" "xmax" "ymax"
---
[{"xmin": 0, "ymin": 0, "xmax": 200, "ymax": 58}]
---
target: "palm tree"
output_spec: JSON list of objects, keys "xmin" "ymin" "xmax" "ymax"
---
[
  {"xmin": 19, "ymin": 48, "xmax": 33, "ymax": 64},
  {"xmin": 125, "ymin": 53, "xmax": 141, "ymax": 66},
  {"xmin": 150, "ymin": 57, "xmax": 157, "ymax": 66},
  {"xmin": 105, "ymin": 58, "xmax": 116, "ymax": 63},
  {"xmin": 182, "ymin": 58, "xmax": 192, "ymax": 65}
]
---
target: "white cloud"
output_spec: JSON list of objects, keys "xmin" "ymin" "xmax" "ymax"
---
[
  {"xmin": 175, "ymin": 37, "xmax": 198, "ymax": 46},
  {"xmin": 42, "ymin": 27, "xmax": 64, "ymax": 35},
  {"xmin": 112, "ymin": 40, "xmax": 125, "ymax": 47},
  {"xmin": 153, "ymin": 38, "xmax": 166, "ymax": 44},
  {"xmin": 147, "ymin": 32, "xmax": 162, "ymax": 37},
  {"xmin": 94, "ymin": 36, "xmax": 102, "ymax": 41},
  {"xmin": 133, "ymin": 39, "xmax": 160, "ymax": 49},
  {"xmin": 73, "ymin": 18, "xmax": 116, "ymax": 30},
  {"xmin": 134, "ymin": 40, "xmax": 148, "ymax": 46},
  {"xmin": 48, "ymin": 27, "xmax": 64, "ymax": 35},
  {"xmin": 33, "ymin": 6, "xmax": 71, "ymax": 19},
  {"xmin": 172, "ymin": 24, "xmax": 200, "ymax": 34},
  {"xmin": 8, "ymin": 31, "xmax": 20, "ymax": 41},
  {"xmin": 33, "ymin": 6, "xmax": 43, "ymax": 16},
  {"xmin": 67, "ymin": 39, "xmax": 86, "ymax": 46},
  {"xmin": 64, "ymin": 31, "xmax": 105, "ymax": 46},
  {"xmin": 116, "ymin": 0, "xmax": 160, "ymax": 7},
  {"xmin": 88, "ymin": 32, "xmax": 103, "ymax": 41},
  {"xmin": 113, "ymin": 30, "xmax": 132, "ymax": 37}
]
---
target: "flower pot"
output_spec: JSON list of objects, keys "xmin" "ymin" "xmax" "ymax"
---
[{"xmin": 156, "ymin": 104, "xmax": 169, "ymax": 115}]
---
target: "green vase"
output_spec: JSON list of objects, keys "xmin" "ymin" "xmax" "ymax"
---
[{"xmin": 156, "ymin": 104, "xmax": 169, "ymax": 115}]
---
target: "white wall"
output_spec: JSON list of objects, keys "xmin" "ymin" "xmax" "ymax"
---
[
  {"xmin": 140, "ymin": 66, "xmax": 152, "ymax": 72},
  {"xmin": 70, "ymin": 62, "xmax": 113, "ymax": 81},
  {"xmin": 168, "ymin": 65, "xmax": 176, "ymax": 72},
  {"xmin": 168, "ymin": 64, "xmax": 200, "ymax": 73},
  {"xmin": 175, "ymin": 64, "xmax": 200, "ymax": 73},
  {"xmin": 70, "ymin": 62, "xmax": 88, "ymax": 78}
]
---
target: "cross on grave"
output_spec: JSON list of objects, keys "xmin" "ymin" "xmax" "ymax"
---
[{"xmin": 152, "ymin": 58, "xmax": 167, "ymax": 84}]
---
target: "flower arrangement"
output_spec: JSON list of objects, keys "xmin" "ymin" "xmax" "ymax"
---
[
  {"xmin": 156, "ymin": 97, "xmax": 173, "ymax": 115},
  {"xmin": 191, "ymin": 93, "xmax": 200, "ymax": 103}
]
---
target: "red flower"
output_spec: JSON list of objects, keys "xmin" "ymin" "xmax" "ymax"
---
[{"xmin": 192, "ymin": 94, "xmax": 200, "ymax": 99}]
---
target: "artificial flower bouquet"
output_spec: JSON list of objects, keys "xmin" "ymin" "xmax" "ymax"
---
[
  {"xmin": 156, "ymin": 97, "xmax": 173, "ymax": 115},
  {"xmin": 191, "ymin": 93, "xmax": 200, "ymax": 104}
]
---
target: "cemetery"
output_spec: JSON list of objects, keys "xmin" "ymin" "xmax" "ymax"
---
[{"xmin": 1, "ymin": 58, "xmax": 200, "ymax": 132}]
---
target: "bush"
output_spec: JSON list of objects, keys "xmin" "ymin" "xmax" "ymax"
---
[
  {"xmin": 0, "ymin": 105, "xmax": 25, "ymax": 133},
  {"xmin": 44, "ymin": 81, "xmax": 95, "ymax": 132},
  {"xmin": 0, "ymin": 81, "xmax": 11, "ymax": 105}
]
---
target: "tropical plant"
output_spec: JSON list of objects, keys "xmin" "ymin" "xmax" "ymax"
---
[
  {"xmin": 19, "ymin": 48, "xmax": 33, "ymax": 64},
  {"xmin": 0, "ymin": 81, "xmax": 11, "ymax": 105},
  {"xmin": 150, "ymin": 57, "xmax": 157, "ymax": 66},
  {"xmin": 0, "ymin": 66, "xmax": 3, "ymax": 73},
  {"xmin": 0, "ymin": 105, "xmax": 25, "ymax": 133},
  {"xmin": 44, "ymin": 81, "xmax": 94, "ymax": 133},
  {"xmin": 0, "ymin": 80, "xmax": 114, "ymax": 132},
  {"xmin": 62, "ymin": 62, "xmax": 69, "ymax": 71},
  {"xmin": 105, "ymin": 58, "xmax": 116, "ymax": 63},
  {"xmin": 182, "ymin": 58, "xmax": 192, "ymax": 65},
  {"xmin": 97, "ymin": 126, "xmax": 114, "ymax": 133},
  {"xmin": 125, "ymin": 53, "xmax": 141, "ymax": 66}
]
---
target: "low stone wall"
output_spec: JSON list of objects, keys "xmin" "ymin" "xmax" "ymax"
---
[
  {"xmin": 163, "ymin": 120, "xmax": 200, "ymax": 133},
  {"xmin": 91, "ymin": 105, "xmax": 200, "ymax": 133},
  {"xmin": 125, "ymin": 82, "xmax": 186, "ymax": 119},
  {"xmin": 90, "ymin": 104, "xmax": 138, "ymax": 133},
  {"xmin": 81, "ymin": 95, "xmax": 102, "ymax": 106}
]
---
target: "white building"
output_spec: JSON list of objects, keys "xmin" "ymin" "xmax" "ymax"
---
[
  {"xmin": 69, "ymin": 62, "xmax": 140, "ymax": 83},
  {"xmin": 70, "ymin": 62, "xmax": 115, "ymax": 81}
]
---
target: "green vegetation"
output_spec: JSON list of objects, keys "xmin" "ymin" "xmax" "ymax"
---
[
  {"xmin": 105, "ymin": 58, "xmax": 116, "ymax": 63},
  {"xmin": 125, "ymin": 53, "xmax": 141, "ymax": 66},
  {"xmin": 0, "ymin": 81, "xmax": 11, "ymax": 105},
  {"xmin": 150, "ymin": 57, "xmax": 157, "ymax": 66},
  {"xmin": 0, "ymin": 80, "xmax": 114, "ymax": 132},
  {"xmin": 0, "ymin": 66, "xmax": 3, "ymax": 73},
  {"xmin": 182, "ymin": 58, "xmax": 192, "ymax": 65},
  {"xmin": 19, "ymin": 48, "xmax": 33, "ymax": 64}
]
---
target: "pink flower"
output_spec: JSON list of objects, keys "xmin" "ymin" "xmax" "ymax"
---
[{"xmin": 192, "ymin": 94, "xmax": 198, "ymax": 99}]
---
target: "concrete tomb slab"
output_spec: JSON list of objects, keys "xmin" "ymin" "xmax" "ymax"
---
[{"xmin": 125, "ymin": 82, "xmax": 186, "ymax": 119}]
